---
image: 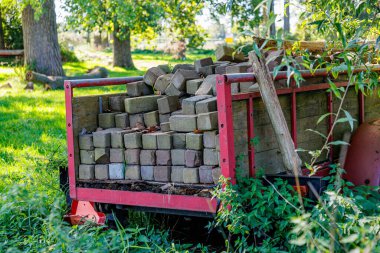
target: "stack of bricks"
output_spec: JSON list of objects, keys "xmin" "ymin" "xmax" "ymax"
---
[{"xmin": 77, "ymin": 44, "xmax": 258, "ymax": 186}]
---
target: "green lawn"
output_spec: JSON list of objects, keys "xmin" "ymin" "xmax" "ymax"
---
[{"xmin": 0, "ymin": 49, "xmax": 213, "ymax": 252}]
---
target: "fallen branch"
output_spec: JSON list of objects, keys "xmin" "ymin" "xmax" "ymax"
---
[{"xmin": 26, "ymin": 66, "xmax": 109, "ymax": 89}]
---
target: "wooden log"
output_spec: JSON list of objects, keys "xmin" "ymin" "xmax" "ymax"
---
[
  {"xmin": 249, "ymin": 50, "xmax": 302, "ymax": 175},
  {"xmin": 26, "ymin": 67, "xmax": 108, "ymax": 89},
  {"xmin": 0, "ymin": 49, "xmax": 24, "ymax": 56}
]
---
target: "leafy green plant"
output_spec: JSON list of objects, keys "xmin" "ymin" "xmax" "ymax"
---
[
  {"xmin": 60, "ymin": 43, "xmax": 79, "ymax": 63},
  {"xmin": 210, "ymin": 169, "xmax": 309, "ymax": 252},
  {"xmin": 290, "ymin": 166, "xmax": 380, "ymax": 252}
]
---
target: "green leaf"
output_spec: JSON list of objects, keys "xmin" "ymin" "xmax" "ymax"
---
[
  {"xmin": 306, "ymin": 129, "xmax": 327, "ymax": 139},
  {"xmin": 343, "ymin": 110, "xmax": 356, "ymax": 131},
  {"xmin": 329, "ymin": 140, "xmax": 349, "ymax": 146},
  {"xmin": 317, "ymin": 112, "xmax": 333, "ymax": 125},
  {"xmin": 253, "ymin": 43, "xmax": 262, "ymax": 58},
  {"xmin": 340, "ymin": 234, "xmax": 359, "ymax": 243}
]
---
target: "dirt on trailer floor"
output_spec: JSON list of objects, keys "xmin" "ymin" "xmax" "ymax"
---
[{"xmin": 77, "ymin": 180, "xmax": 214, "ymax": 197}]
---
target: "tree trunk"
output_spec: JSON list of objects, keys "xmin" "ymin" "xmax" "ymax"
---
[
  {"xmin": 269, "ymin": 0, "xmax": 276, "ymax": 38},
  {"xmin": 22, "ymin": 0, "xmax": 64, "ymax": 76},
  {"xmin": 284, "ymin": 0, "xmax": 290, "ymax": 37},
  {"xmin": 113, "ymin": 27, "xmax": 134, "ymax": 68},
  {"xmin": 0, "ymin": 8, "xmax": 5, "ymax": 49}
]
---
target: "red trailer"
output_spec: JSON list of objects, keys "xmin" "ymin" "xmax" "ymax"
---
[{"xmin": 63, "ymin": 69, "xmax": 380, "ymax": 224}]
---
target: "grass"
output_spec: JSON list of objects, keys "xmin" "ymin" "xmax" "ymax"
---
[{"xmin": 0, "ymin": 49, "xmax": 213, "ymax": 252}]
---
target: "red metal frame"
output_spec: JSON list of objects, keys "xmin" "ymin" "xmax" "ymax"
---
[
  {"xmin": 65, "ymin": 77, "xmax": 218, "ymax": 216},
  {"xmin": 216, "ymin": 69, "xmax": 372, "ymax": 183},
  {"xmin": 65, "ymin": 66, "xmax": 374, "ymax": 218},
  {"xmin": 64, "ymin": 200, "xmax": 106, "ymax": 225}
]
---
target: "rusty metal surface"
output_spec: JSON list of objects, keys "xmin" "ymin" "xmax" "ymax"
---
[{"xmin": 344, "ymin": 119, "xmax": 380, "ymax": 186}]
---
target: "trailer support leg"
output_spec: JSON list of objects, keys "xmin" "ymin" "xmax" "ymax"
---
[{"xmin": 64, "ymin": 200, "xmax": 106, "ymax": 225}]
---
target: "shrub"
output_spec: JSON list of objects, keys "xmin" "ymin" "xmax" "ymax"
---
[{"xmin": 60, "ymin": 43, "xmax": 79, "ymax": 63}]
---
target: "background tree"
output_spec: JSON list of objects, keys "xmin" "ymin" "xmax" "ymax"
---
[
  {"xmin": 160, "ymin": 0, "xmax": 206, "ymax": 59},
  {"xmin": 0, "ymin": 7, "xmax": 5, "ymax": 49},
  {"xmin": 22, "ymin": 0, "xmax": 63, "ymax": 76},
  {"xmin": 208, "ymin": 0, "xmax": 266, "ymax": 36},
  {"xmin": 0, "ymin": 3, "xmax": 23, "ymax": 50},
  {"xmin": 64, "ymin": 0, "xmax": 163, "ymax": 68}
]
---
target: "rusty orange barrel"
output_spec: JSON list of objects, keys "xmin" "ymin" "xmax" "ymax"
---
[{"xmin": 344, "ymin": 119, "xmax": 380, "ymax": 186}]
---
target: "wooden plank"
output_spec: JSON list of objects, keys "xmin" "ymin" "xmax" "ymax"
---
[{"xmin": 250, "ymin": 51, "xmax": 302, "ymax": 174}]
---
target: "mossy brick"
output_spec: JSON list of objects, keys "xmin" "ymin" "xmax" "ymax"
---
[
  {"xmin": 109, "ymin": 95, "xmax": 127, "ymax": 112},
  {"xmin": 171, "ymin": 69, "xmax": 200, "ymax": 91},
  {"xmin": 154, "ymin": 74, "xmax": 173, "ymax": 93},
  {"xmin": 111, "ymin": 130, "xmax": 133, "ymax": 148},
  {"xmin": 144, "ymin": 67, "xmax": 166, "ymax": 86},
  {"xmin": 197, "ymin": 112, "xmax": 218, "ymax": 131},
  {"xmin": 79, "ymin": 165, "xmax": 95, "ymax": 180},
  {"xmin": 159, "ymin": 113, "xmax": 171, "ymax": 123},
  {"xmin": 172, "ymin": 63, "xmax": 195, "ymax": 73},
  {"xmin": 165, "ymin": 83, "xmax": 183, "ymax": 97},
  {"xmin": 183, "ymin": 168, "xmax": 199, "ymax": 184},
  {"xmin": 160, "ymin": 122, "xmax": 171, "ymax": 132},
  {"xmin": 95, "ymin": 148, "xmax": 110, "ymax": 164},
  {"xmin": 204, "ymin": 149, "xmax": 219, "ymax": 166},
  {"xmin": 169, "ymin": 115, "xmax": 197, "ymax": 132},
  {"xmin": 140, "ymin": 149, "xmax": 156, "ymax": 165},
  {"xmin": 158, "ymin": 64, "xmax": 171, "ymax": 74},
  {"xmin": 185, "ymin": 150, "xmax": 203, "ymax": 167},
  {"xmin": 93, "ymin": 128, "xmax": 121, "ymax": 148},
  {"xmin": 195, "ymin": 75, "xmax": 217, "ymax": 96},
  {"xmin": 142, "ymin": 133, "xmax": 159, "ymax": 149},
  {"xmin": 110, "ymin": 148, "xmax": 125, "ymax": 163},
  {"xmin": 171, "ymin": 149, "xmax": 185, "ymax": 165},
  {"xmin": 129, "ymin": 113, "xmax": 145, "ymax": 128},
  {"xmin": 173, "ymin": 133, "xmax": 186, "ymax": 148},
  {"xmin": 195, "ymin": 97, "xmax": 217, "ymax": 114},
  {"xmin": 127, "ymin": 81, "xmax": 153, "ymax": 97},
  {"xmin": 93, "ymin": 131, "xmax": 110, "ymax": 148},
  {"xmin": 186, "ymin": 133, "xmax": 203, "ymax": 150},
  {"xmin": 124, "ymin": 149, "xmax": 140, "ymax": 165},
  {"xmin": 157, "ymin": 96, "xmax": 179, "ymax": 114},
  {"xmin": 203, "ymin": 131, "xmax": 218, "ymax": 148},
  {"xmin": 141, "ymin": 166, "xmax": 154, "ymax": 180},
  {"xmin": 226, "ymin": 62, "xmax": 250, "ymax": 73},
  {"xmin": 156, "ymin": 150, "xmax": 171, "ymax": 165},
  {"xmin": 154, "ymin": 166, "xmax": 171, "ymax": 182},
  {"xmin": 198, "ymin": 65, "xmax": 217, "ymax": 77},
  {"xmin": 171, "ymin": 166, "xmax": 184, "ymax": 182},
  {"xmin": 199, "ymin": 166, "xmax": 213, "ymax": 184},
  {"xmin": 231, "ymin": 82, "xmax": 239, "ymax": 94},
  {"xmin": 194, "ymin": 57, "xmax": 214, "ymax": 72},
  {"xmin": 115, "ymin": 113, "xmax": 130, "ymax": 129},
  {"xmin": 143, "ymin": 111, "xmax": 159, "ymax": 127},
  {"xmin": 109, "ymin": 163, "xmax": 125, "ymax": 179},
  {"xmin": 157, "ymin": 132, "xmax": 173, "ymax": 149},
  {"xmin": 124, "ymin": 132, "xmax": 142, "ymax": 149},
  {"xmin": 125, "ymin": 165, "xmax": 141, "ymax": 180},
  {"xmin": 182, "ymin": 95, "xmax": 212, "ymax": 115},
  {"xmin": 98, "ymin": 112, "xmax": 118, "ymax": 128},
  {"xmin": 215, "ymin": 45, "xmax": 234, "ymax": 61},
  {"xmin": 124, "ymin": 95, "xmax": 162, "ymax": 114},
  {"xmin": 80, "ymin": 150, "xmax": 95, "ymax": 165},
  {"xmin": 171, "ymin": 110, "xmax": 183, "ymax": 116},
  {"xmin": 212, "ymin": 167, "xmax": 221, "ymax": 184},
  {"xmin": 95, "ymin": 164, "xmax": 109, "ymax": 180},
  {"xmin": 79, "ymin": 134, "xmax": 94, "ymax": 150},
  {"xmin": 239, "ymin": 82, "xmax": 255, "ymax": 93},
  {"xmin": 186, "ymin": 79, "xmax": 203, "ymax": 95},
  {"xmin": 215, "ymin": 63, "xmax": 231, "ymax": 75}
]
